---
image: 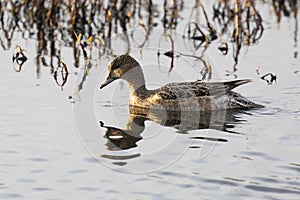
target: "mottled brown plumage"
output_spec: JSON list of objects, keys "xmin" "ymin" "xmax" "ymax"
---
[{"xmin": 100, "ymin": 55, "xmax": 263, "ymax": 111}]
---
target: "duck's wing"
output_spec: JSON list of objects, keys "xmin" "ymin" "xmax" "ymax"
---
[
  {"xmin": 156, "ymin": 79, "xmax": 251, "ymax": 100},
  {"xmin": 156, "ymin": 82, "xmax": 209, "ymax": 100},
  {"xmin": 200, "ymin": 79, "xmax": 252, "ymax": 96}
]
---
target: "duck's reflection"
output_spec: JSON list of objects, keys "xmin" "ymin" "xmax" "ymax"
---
[
  {"xmin": 100, "ymin": 115, "xmax": 144, "ymax": 151},
  {"xmin": 100, "ymin": 106, "xmax": 247, "ymax": 153}
]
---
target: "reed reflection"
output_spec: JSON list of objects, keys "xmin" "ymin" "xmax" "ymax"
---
[
  {"xmin": 12, "ymin": 45, "xmax": 28, "ymax": 72},
  {"xmin": 53, "ymin": 60, "xmax": 69, "ymax": 90}
]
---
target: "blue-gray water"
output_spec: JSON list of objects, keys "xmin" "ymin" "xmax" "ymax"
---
[{"xmin": 1, "ymin": 1, "xmax": 300, "ymax": 199}]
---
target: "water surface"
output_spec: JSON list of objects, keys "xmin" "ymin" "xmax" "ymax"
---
[{"xmin": 0, "ymin": 1, "xmax": 300, "ymax": 199}]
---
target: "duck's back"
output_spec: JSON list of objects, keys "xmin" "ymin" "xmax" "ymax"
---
[
  {"xmin": 144, "ymin": 79, "xmax": 262, "ymax": 111},
  {"xmin": 156, "ymin": 79, "xmax": 251, "ymax": 99}
]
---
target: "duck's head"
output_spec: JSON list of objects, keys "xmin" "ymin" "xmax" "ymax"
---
[{"xmin": 100, "ymin": 54, "xmax": 141, "ymax": 89}]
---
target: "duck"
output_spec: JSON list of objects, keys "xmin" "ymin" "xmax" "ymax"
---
[{"xmin": 100, "ymin": 54, "xmax": 263, "ymax": 111}]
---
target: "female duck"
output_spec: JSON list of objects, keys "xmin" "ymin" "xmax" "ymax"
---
[{"xmin": 100, "ymin": 55, "xmax": 263, "ymax": 111}]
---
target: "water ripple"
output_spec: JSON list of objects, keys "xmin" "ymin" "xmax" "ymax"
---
[
  {"xmin": 203, "ymin": 178, "xmax": 239, "ymax": 187},
  {"xmin": 32, "ymin": 187, "xmax": 54, "ymax": 191},
  {"xmin": 27, "ymin": 158, "xmax": 49, "ymax": 162},
  {"xmin": 0, "ymin": 193, "xmax": 23, "ymax": 198},
  {"xmin": 78, "ymin": 187, "xmax": 101, "ymax": 191},
  {"xmin": 245, "ymin": 185, "xmax": 300, "ymax": 195},
  {"xmin": 67, "ymin": 169, "xmax": 88, "ymax": 174}
]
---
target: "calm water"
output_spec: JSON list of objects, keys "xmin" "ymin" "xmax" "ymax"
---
[{"xmin": 1, "ymin": 1, "xmax": 300, "ymax": 199}]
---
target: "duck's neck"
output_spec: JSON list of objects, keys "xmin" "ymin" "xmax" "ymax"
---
[
  {"xmin": 128, "ymin": 84, "xmax": 148, "ymax": 97},
  {"xmin": 122, "ymin": 66, "xmax": 148, "ymax": 98}
]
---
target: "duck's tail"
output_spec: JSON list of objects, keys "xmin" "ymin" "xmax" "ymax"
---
[
  {"xmin": 227, "ymin": 91, "xmax": 265, "ymax": 109},
  {"xmin": 224, "ymin": 79, "xmax": 252, "ymax": 92},
  {"xmin": 225, "ymin": 79, "xmax": 264, "ymax": 109},
  {"xmin": 204, "ymin": 79, "xmax": 252, "ymax": 96}
]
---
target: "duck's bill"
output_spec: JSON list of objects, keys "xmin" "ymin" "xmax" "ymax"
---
[{"xmin": 100, "ymin": 76, "xmax": 116, "ymax": 89}]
